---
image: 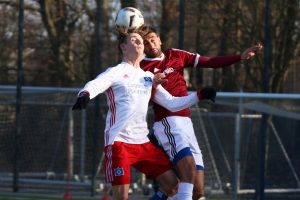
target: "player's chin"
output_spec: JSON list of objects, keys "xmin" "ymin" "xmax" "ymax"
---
[
  {"xmin": 137, "ymin": 46, "xmax": 144, "ymax": 51},
  {"xmin": 146, "ymin": 50, "xmax": 161, "ymax": 58},
  {"xmin": 137, "ymin": 47, "xmax": 144, "ymax": 53}
]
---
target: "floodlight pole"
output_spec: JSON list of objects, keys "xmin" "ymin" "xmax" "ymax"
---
[
  {"xmin": 263, "ymin": 1, "xmax": 271, "ymax": 93},
  {"xmin": 256, "ymin": 0, "xmax": 271, "ymax": 200},
  {"xmin": 91, "ymin": 0, "xmax": 102, "ymax": 196},
  {"xmin": 178, "ymin": 0, "xmax": 185, "ymax": 49},
  {"xmin": 13, "ymin": 0, "xmax": 24, "ymax": 193}
]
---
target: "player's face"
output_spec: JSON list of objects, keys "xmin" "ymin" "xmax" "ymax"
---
[
  {"xmin": 143, "ymin": 32, "xmax": 162, "ymax": 58},
  {"xmin": 124, "ymin": 33, "xmax": 144, "ymax": 56}
]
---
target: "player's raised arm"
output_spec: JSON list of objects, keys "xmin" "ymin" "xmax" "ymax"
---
[{"xmin": 197, "ymin": 43, "xmax": 263, "ymax": 68}]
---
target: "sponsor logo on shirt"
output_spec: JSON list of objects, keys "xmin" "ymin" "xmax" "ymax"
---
[
  {"xmin": 163, "ymin": 68, "xmax": 174, "ymax": 75},
  {"xmin": 144, "ymin": 77, "xmax": 152, "ymax": 82},
  {"xmin": 114, "ymin": 167, "xmax": 124, "ymax": 176},
  {"xmin": 123, "ymin": 74, "xmax": 129, "ymax": 78}
]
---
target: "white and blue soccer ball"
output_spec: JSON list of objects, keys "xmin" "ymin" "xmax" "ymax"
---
[{"xmin": 115, "ymin": 7, "xmax": 144, "ymax": 33}]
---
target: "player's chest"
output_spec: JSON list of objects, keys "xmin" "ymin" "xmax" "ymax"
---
[
  {"xmin": 113, "ymin": 73, "xmax": 153, "ymax": 97},
  {"xmin": 142, "ymin": 59, "xmax": 183, "ymax": 76}
]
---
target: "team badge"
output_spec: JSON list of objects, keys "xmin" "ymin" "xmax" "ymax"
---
[
  {"xmin": 163, "ymin": 68, "xmax": 174, "ymax": 75},
  {"xmin": 114, "ymin": 167, "xmax": 124, "ymax": 176}
]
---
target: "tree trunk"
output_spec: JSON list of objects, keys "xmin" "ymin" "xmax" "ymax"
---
[
  {"xmin": 120, "ymin": 0, "xmax": 137, "ymax": 8},
  {"xmin": 160, "ymin": 0, "xmax": 178, "ymax": 48}
]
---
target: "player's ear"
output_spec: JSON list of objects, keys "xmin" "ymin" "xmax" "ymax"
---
[
  {"xmin": 158, "ymin": 36, "xmax": 162, "ymax": 45},
  {"xmin": 120, "ymin": 43, "xmax": 126, "ymax": 51},
  {"xmin": 119, "ymin": 43, "xmax": 127, "ymax": 55}
]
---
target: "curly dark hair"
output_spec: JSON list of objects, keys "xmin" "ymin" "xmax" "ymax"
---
[{"xmin": 137, "ymin": 25, "xmax": 158, "ymax": 38}]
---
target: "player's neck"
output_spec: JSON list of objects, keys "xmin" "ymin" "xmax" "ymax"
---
[
  {"xmin": 146, "ymin": 51, "xmax": 163, "ymax": 59},
  {"xmin": 157, "ymin": 52, "xmax": 163, "ymax": 58},
  {"xmin": 122, "ymin": 58, "xmax": 141, "ymax": 68},
  {"xmin": 123, "ymin": 56, "xmax": 143, "ymax": 68}
]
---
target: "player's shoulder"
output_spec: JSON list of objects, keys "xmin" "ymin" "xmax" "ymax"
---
[
  {"xmin": 143, "ymin": 70, "xmax": 154, "ymax": 78},
  {"xmin": 109, "ymin": 62, "xmax": 128, "ymax": 71},
  {"xmin": 100, "ymin": 63, "xmax": 127, "ymax": 76},
  {"xmin": 168, "ymin": 48, "xmax": 195, "ymax": 56},
  {"xmin": 163, "ymin": 48, "xmax": 195, "ymax": 61}
]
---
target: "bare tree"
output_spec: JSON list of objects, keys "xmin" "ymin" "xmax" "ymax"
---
[
  {"xmin": 0, "ymin": 2, "xmax": 17, "ymax": 84},
  {"xmin": 38, "ymin": 0, "xmax": 80, "ymax": 86},
  {"xmin": 183, "ymin": 0, "xmax": 300, "ymax": 92},
  {"xmin": 269, "ymin": 0, "xmax": 300, "ymax": 92},
  {"xmin": 1, "ymin": 0, "xmax": 299, "ymax": 91},
  {"xmin": 160, "ymin": 0, "xmax": 178, "ymax": 48},
  {"xmin": 120, "ymin": 0, "xmax": 136, "ymax": 8}
]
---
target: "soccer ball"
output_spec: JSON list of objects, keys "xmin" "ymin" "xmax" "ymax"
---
[{"xmin": 115, "ymin": 7, "xmax": 144, "ymax": 33}]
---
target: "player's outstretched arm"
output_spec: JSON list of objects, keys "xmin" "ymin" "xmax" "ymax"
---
[
  {"xmin": 72, "ymin": 91, "xmax": 90, "ymax": 110},
  {"xmin": 197, "ymin": 43, "xmax": 263, "ymax": 68},
  {"xmin": 152, "ymin": 85, "xmax": 198, "ymax": 112},
  {"xmin": 152, "ymin": 85, "xmax": 216, "ymax": 112},
  {"xmin": 241, "ymin": 43, "xmax": 263, "ymax": 60}
]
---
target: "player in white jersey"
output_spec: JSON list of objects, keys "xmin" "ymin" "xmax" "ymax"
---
[{"xmin": 72, "ymin": 31, "xmax": 214, "ymax": 200}]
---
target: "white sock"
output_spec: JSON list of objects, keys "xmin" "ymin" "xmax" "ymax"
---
[{"xmin": 173, "ymin": 182, "xmax": 193, "ymax": 200}]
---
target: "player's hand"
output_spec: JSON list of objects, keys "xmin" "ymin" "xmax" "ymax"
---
[
  {"xmin": 241, "ymin": 43, "xmax": 263, "ymax": 60},
  {"xmin": 197, "ymin": 87, "xmax": 216, "ymax": 102},
  {"xmin": 153, "ymin": 73, "xmax": 168, "ymax": 88},
  {"xmin": 72, "ymin": 91, "xmax": 90, "ymax": 110}
]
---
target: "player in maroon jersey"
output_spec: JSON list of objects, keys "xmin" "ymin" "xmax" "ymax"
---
[{"xmin": 139, "ymin": 26, "xmax": 262, "ymax": 200}]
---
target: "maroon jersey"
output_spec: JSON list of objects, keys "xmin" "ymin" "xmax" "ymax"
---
[{"xmin": 140, "ymin": 48, "xmax": 241, "ymax": 121}]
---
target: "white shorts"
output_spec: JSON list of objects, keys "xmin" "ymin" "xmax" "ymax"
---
[{"xmin": 153, "ymin": 116, "xmax": 204, "ymax": 169}]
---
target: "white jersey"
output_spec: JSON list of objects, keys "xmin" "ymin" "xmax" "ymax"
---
[{"xmin": 79, "ymin": 62, "xmax": 198, "ymax": 146}]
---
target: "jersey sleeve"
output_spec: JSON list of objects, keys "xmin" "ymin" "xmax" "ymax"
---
[
  {"xmin": 171, "ymin": 48, "xmax": 242, "ymax": 69},
  {"xmin": 197, "ymin": 54, "xmax": 241, "ymax": 68},
  {"xmin": 171, "ymin": 48, "xmax": 199, "ymax": 69},
  {"xmin": 79, "ymin": 67, "xmax": 115, "ymax": 99},
  {"xmin": 152, "ymin": 85, "xmax": 199, "ymax": 112}
]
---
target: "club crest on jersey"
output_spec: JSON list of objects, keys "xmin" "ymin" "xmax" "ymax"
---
[
  {"xmin": 114, "ymin": 167, "xmax": 124, "ymax": 176},
  {"xmin": 163, "ymin": 68, "xmax": 174, "ymax": 75},
  {"xmin": 154, "ymin": 68, "xmax": 160, "ymax": 73}
]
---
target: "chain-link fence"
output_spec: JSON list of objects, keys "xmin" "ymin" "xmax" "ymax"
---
[{"xmin": 1, "ymin": 85, "xmax": 300, "ymax": 199}]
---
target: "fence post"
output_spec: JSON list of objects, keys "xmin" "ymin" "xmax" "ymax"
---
[
  {"xmin": 68, "ymin": 109, "xmax": 74, "ymax": 177},
  {"xmin": 233, "ymin": 97, "xmax": 242, "ymax": 200},
  {"xmin": 64, "ymin": 108, "xmax": 74, "ymax": 199},
  {"xmin": 80, "ymin": 110, "xmax": 86, "ymax": 181},
  {"xmin": 233, "ymin": 113, "xmax": 241, "ymax": 200}
]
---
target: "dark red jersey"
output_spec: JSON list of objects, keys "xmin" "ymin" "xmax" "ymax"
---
[{"xmin": 140, "ymin": 48, "xmax": 241, "ymax": 121}]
